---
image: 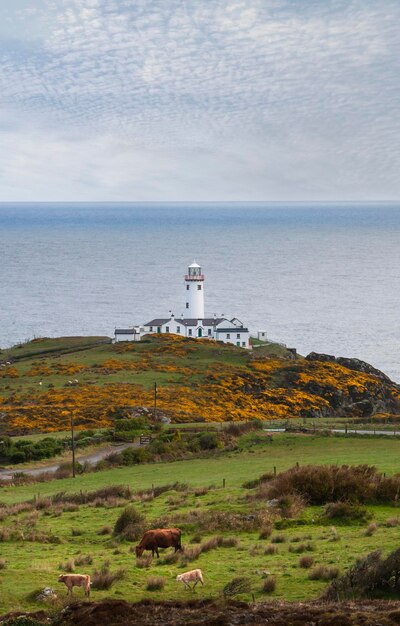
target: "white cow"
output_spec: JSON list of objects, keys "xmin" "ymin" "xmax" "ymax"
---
[{"xmin": 176, "ymin": 568, "xmax": 204, "ymax": 591}]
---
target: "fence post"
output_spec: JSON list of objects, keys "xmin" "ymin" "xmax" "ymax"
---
[
  {"xmin": 222, "ymin": 478, "xmax": 226, "ymax": 488},
  {"xmin": 273, "ymin": 466, "xmax": 277, "ymax": 477}
]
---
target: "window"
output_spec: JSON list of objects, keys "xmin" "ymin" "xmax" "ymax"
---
[
  {"xmin": 176, "ymin": 326, "xmax": 180, "ymax": 333},
  {"xmin": 149, "ymin": 326, "xmax": 153, "ymax": 331},
  {"xmin": 208, "ymin": 328, "xmax": 212, "ymax": 336},
  {"xmin": 186, "ymin": 285, "xmax": 189, "ymax": 290},
  {"xmin": 197, "ymin": 285, "xmax": 201, "ymax": 290},
  {"xmin": 186, "ymin": 302, "xmax": 189, "ymax": 309},
  {"xmin": 237, "ymin": 334, "xmax": 240, "ymax": 339},
  {"xmin": 166, "ymin": 326, "xmax": 169, "ymax": 332},
  {"xmin": 188, "ymin": 329, "xmax": 192, "ymax": 336},
  {"xmin": 227, "ymin": 333, "xmax": 230, "ymax": 339},
  {"xmin": 242, "ymin": 342, "xmax": 246, "ymax": 347}
]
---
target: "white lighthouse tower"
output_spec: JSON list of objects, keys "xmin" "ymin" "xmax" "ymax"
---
[{"xmin": 184, "ymin": 261, "xmax": 205, "ymax": 319}]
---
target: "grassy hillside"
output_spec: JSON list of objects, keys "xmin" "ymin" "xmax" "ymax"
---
[
  {"xmin": 0, "ymin": 335, "xmax": 399, "ymax": 434},
  {"xmin": 0, "ymin": 433, "xmax": 399, "ymax": 613}
]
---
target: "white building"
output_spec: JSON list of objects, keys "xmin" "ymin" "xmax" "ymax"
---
[{"xmin": 114, "ymin": 261, "xmax": 251, "ymax": 349}]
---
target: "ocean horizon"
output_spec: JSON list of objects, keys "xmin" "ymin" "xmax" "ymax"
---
[{"xmin": 1, "ymin": 202, "xmax": 400, "ymax": 381}]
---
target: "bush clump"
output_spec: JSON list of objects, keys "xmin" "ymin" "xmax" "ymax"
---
[
  {"xmin": 324, "ymin": 502, "xmax": 372, "ymax": 523},
  {"xmin": 323, "ymin": 548, "xmax": 400, "ymax": 600},
  {"xmin": 146, "ymin": 576, "xmax": 166, "ymax": 591},
  {"xmin": 261, "ymin": 575, "xmax": 276, "ymax": 593},
  {"xmin": 91, "ymin": 561, "xmax": 126, "ymax": 590},
  {"xmin": 256, "ymin": 464, "xmax": 400, "ymax": 505},
  {"xmin": 136, "ymin": 554, "xmax": 153, "ymax": 568},
  {"xmin": 299, "ymin": 555, "xmax": 314, "ymax": 568},
  {"xmin": 308, "ymin": 565, "xmax": 340, "ymax": 581},
  {"xmin": 113, "ymin": 505, "xmax": 146, "ymax": 540},
  {"xmin": 223, "ymin": 577, "xmax": 251, "ymax": 598}
]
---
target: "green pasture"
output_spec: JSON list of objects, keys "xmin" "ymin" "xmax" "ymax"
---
[
  {"xmin": 1, "ymin": 433, "xmax": 400, "ymax": 504},
  {"xmin": 0, "ymin": 433, "xmax": 399, "ymax": 612}
]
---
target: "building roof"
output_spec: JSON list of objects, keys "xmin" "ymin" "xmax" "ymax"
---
[
  {"xmin": 144, "ymin": 317, "xmax": 226, "ymax": 327},
  {"xmin": 144, "ymin": 318, "xmax": 171, "ymax": 326},
  {"xmin": 115, "ymin": 328, "xmax": 139, "ymax": 334},
  {"xmin": 180, "ymin": 317, "xmax": 225, "ymax": 327},
  {"xmin": 216, "ymin": 327, "xmax": 249, "ymax": 333}
]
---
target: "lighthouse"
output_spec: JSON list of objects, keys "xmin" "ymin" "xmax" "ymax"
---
[
  {"xmin": 114, "ymin": 259, "xmax": 252, "ymax": 348},
  {"xmin": 184, "ymin": 261, "xmax": 205, "ymax": 319}
]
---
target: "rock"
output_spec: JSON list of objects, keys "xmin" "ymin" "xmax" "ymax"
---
[
  {"xmin": 306, "ymin": 352, "xmax": 395, "ymax": 384},
  {"xmin": 35, "ymin": 587, "xmax": 57, "ymax": 602},
  {"xmin": 343, "ymin": 400, "xmax": 374, "ymax": 417}
]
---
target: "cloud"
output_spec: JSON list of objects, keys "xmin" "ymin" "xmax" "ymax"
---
[{"xmin": 0, "ymin": 0, "xmax": 399, "ymax": 200}]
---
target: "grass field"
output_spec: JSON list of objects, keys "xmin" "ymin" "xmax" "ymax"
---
[{"xmin": 0, "ymin": 433, "xmax": 399, "ymax": 613}]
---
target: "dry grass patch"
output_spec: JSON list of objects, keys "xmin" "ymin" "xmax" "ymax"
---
[
  {"xmin": 136, "ymin": 554, "xmax": 153, "ymax": 568},
  {"xmin": 92, "ymin": 561, "xmax": 126, "ymax": 590},
  {"xmin": 271, "ymin": 534, "xmax": 286, "ymax": 544},
  {"xmin": 299, "ymin": 555, "xmax": 314, "ymax": 569},
  {"xmin": 364, "ymin": 522, "xmax": 378, "ymax": 537},
  {"xmin": 309, "ymin": 565, "xmax": 340, "ymax": 581},
  {"xmin": 146, "ymin": 576, "xmax": 166, "ymax": 591},
  {"xmin": 261, "ymin": 575, "xmax": 276, "ymax": 593}
]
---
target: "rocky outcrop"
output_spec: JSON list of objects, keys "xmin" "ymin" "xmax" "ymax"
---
[{"xmin": 306, "ymin": 352, "xmax": 396, "ymax": 385}]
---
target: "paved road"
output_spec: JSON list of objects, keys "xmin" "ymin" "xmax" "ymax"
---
[
  {"xmin": 264, "ymin": 428, "xmax": 399, "ymax": 436},
  {"xmin": 0, "ymin": 442, "xmax": 138, "ymax": 481}
]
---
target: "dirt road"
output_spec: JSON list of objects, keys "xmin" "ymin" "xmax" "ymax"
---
[{"xmin": 0, "ymin": 442, "xmax": 137, "ymax": 481}]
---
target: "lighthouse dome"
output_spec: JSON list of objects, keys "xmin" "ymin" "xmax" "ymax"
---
[{"xmin": 188, "ymin": 261, "xmax": 201, "ymax": 268}]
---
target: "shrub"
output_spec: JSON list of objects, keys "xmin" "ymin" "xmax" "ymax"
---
[
  {"xmin": 257, "ymin": 464, "xmax": 400, "ymax": 505},
  {"xmin": 146, "ymin": 576, "xmax": 166, "ymax": 591},
  {"xmin": 223, "ymin": 576, "xmax": 251, "ymax": 598},
  {"xmin": 113, "ymin": 505, "xmax": 146, "ymax": 540},
  {"xmin": 190, "ymin": 534, "xmax": 202, "ymax": 544},
  {"xmin": 261, "ymin": 575, "xmax": 276, "ymax": 593},
  {"xmin": 288, "ymin": 541, "xmax": 314, "ymax": 554},
  {"xmin": 299, "ymin": 555, "xmax": 314, "ymax": 568},
  {"xmin": 259, "ymin": 524, "xmax": 273, "ymax": 539},
  {"xmin": 308, "ymin": 565, "xmax": 340, "ymax": 581},
  {"xmin": 161, "ymin": 552, "xmax": 179, "ymax": 565},
  {"xmin": 271, "ymin": 534, "xmax": 286, "ymax": 544},
  {"xmin": 264, "ymin": 544, "xmax": 278, "ymax": 555},
  {"xmin": 98, "ymin": 525, "xmax": 112, "ymax": 535},
  {"xmin": 71, "ymin": 527, "xmax": 83, "ymax": 536},
  {"xmin": 59, "ymin": 559, "xmax": 74, "ymax": 573},
  {"xmin": 91, "ymin": 562, "xmax": 126, "ymax": 590},
  {"xmin": 276, "ymin": 494, "xmax": 305, "ymax": 519},
  {"xmin": 364, "ymin": 522, "xmax": 378, "ymax": 536},
  {"xmin": 219, "ymin": 536, "xmax": 239, "ymax": 548},
  {"xmin": 180, "ymin": 545, "xmax": 202, "ymax": 564},
  {"xmin": 385, "ymin": 517, "xmax": 399, "ymax": 527},
  {"xmin": 74, "ymin": 554, "xmax": 93, "ymax": 566},
  {"xmin": 0, "ymin": 558, "xmax": 6, "ymax": 570},
  {"xmin": 323, "ymin": 548, "xmax": 400, "ymax": 600},
  {"xmin": 200, "ymin": 536, "xmax": 221, "ymax": 553},
  {"xmin": 324, "ymin": 502, "xmax": 372, "ymax": 523},
  {"xmin": 136, "ymin": 554, "xmax": 153, "ymax": 568}
]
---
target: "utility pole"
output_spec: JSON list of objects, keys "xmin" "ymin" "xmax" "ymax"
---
[
  {"xmin": 153, "ymin": 382, "xmax": 157, "ymax": 421},
  {"xmin": 70, "ymin": 409, "xmax": 76, "ymax": 478}
]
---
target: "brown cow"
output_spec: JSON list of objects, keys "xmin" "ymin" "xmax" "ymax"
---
[
  {"xmin": 58, "ymin": 574, "xmax": 91, "ymax": 597},
  {"xmin": 135, "ymin": 528, "xmax": 182, "ymax": 558}
]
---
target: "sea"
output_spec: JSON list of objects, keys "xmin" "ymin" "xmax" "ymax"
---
[{"xmin": 1, "ymin": 202, "xmax": 400, "ymax": 381}]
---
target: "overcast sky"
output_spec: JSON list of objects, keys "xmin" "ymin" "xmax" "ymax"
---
[{"xmin": 0, "ymin": 0, "xmax": 399, "ymax": 201}]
